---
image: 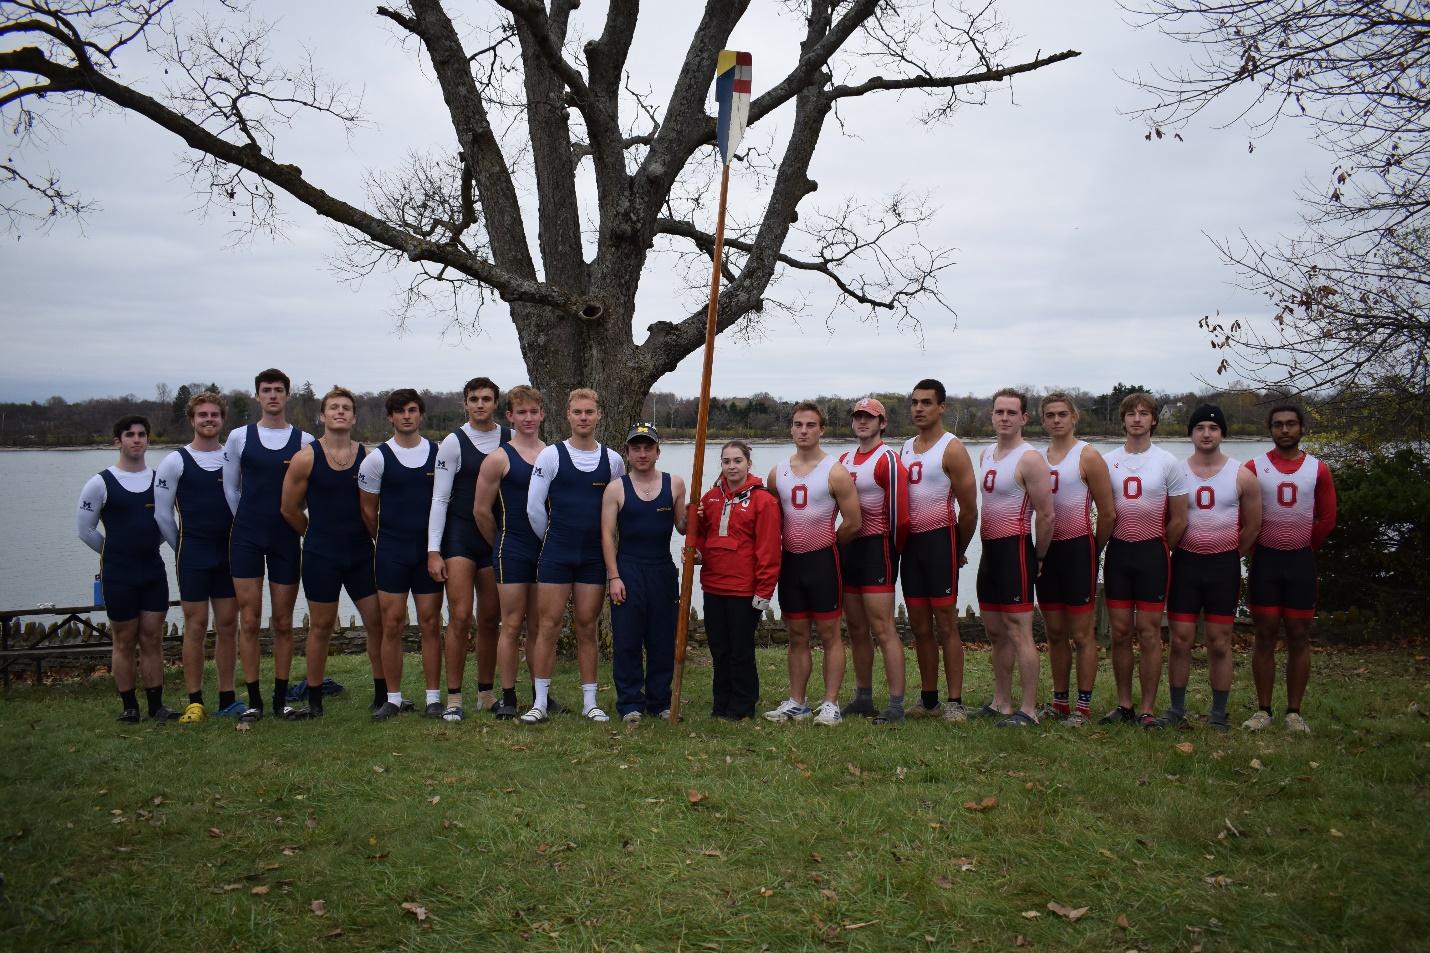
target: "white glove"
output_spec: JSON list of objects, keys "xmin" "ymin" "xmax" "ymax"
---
[{"xmin": 752, "ymin": 596, "xmax": 771, "ymax": 612}]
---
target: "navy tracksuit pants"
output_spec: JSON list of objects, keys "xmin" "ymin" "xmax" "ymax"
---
[{"xmin": 611, "ymin": 558, "xmax": 678, "ymax": 716}]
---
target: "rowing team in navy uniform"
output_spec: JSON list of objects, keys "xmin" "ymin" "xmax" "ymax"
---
[{"xmin": 77, "ymin": 371, "xmax": 1336, "ymax": 734}]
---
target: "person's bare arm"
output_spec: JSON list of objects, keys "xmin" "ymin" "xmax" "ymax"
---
[
  {"xmin": 600, "ymin": 480, "xmax": 626, "ymax": 604},
  {"xmin": 1165, "ymin": 494, "xmax": 1189, "ymax": 551},
  {"xmin": 472, "ymin": 449, "xmax": 508, "ymax": 546},
  {"xmin": 1018, "ymin": 450, "xmax": 1055, "ymax": 561},
  {"xmin": 359, "ymin": 489, "xmax": 380, "ymax": 541},
  {"xmin": 671, "ymin": 474, "xmax": 689, "ymax": 536},
  {"xmin": 945, "ymin": 437, "xmax": 978, "ymax": 563},
  {"xmin": 1236, "ymin": 465, "xmax": 1261, "ymax": 557},
  {"xmin": 1082, "ymin": 446, "xmax": 1117, "ymax": 552},
  {"xmin": 280, "ymin": 444, "xmax": 314, "ymax": 537},
  {"xmin": 830, "ymin": 463, "xmax": 862, "ymax": 546}
]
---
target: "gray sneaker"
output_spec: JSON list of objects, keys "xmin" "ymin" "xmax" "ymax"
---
[
  {"xmin": 872, "ymin": 706, "xmax": 905, "ymax": 725},
  {"xmin": 764, "ymin": 698, "xmax": 813, "ymax": 722},
  {"xmin": 840, "ymin": 696, "xmax": 878, "ymax": 719}
]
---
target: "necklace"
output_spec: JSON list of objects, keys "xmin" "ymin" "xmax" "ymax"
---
[{"xmin": 323, "ymin": 439, "xmax": 357, "ymax": 470}]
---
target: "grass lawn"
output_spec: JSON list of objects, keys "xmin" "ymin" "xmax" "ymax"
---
[{"xmin": 1, "ymin": 644, "xmax": 1426, "ymax": 952}]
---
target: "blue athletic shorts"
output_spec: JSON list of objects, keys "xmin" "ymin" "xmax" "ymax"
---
[
  {"xmin": 495, "ymin": 537, "xmax": 540, "ymax": 585},
  {"xmin": 375, "ymin": 537, "xmax": 444, "ymax": 596},
  {"xmin": 177, "ymin": 561, "xmax": 236, "ymax": 603},
  {"xmin": 440, "ymin": 518, "xmax": 493, "ymax": 570},
  {"xmin": 102, "ymin": 571, "xmax": 169, "ymax": 623},
  {"xmin": 303, "ymin": 546, "xmax": 377, "ymax": 603},
  {"xmin": 536, "ymin": 545, "xmax": 605, "ymax": 586},
  {"xmin": 229, "ymin": 529, "xmax": 302, "ymax": 586}
]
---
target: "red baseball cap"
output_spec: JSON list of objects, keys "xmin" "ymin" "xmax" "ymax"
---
[{"xmin": 851, "ymin": 397, "xmax": 886, "ymax": 417}]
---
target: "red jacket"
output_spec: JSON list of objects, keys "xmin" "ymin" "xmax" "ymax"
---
[{"xmin": 695, "ymin": 474, "xmax": 782, "ymax": 599}]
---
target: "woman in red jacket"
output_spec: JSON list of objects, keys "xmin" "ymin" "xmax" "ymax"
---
[{"xmin": 694, "ymin": 440, "xmax": 783, "ymax": 720}]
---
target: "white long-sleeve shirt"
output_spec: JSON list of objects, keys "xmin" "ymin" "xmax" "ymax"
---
[
  {"xmin": 221, "ymin": 424, "xmax": 314, "ymax": 514},
  {"xmin": 426, "ymin": 423, "xmax": 507, "ymax": 550},
  {"xmin": 526, "ymin": 441, "xmax": 626, "ymax": 540},
  {"xmin": 357, "ymin": 437, "xmax": 435, "ymax": 494},
  {"xmin": 153, "ymin": 446, "xmax": 227, "ymax": 551},
  {"xmin": 76, "ymin": 467, "xmax": 155, "ymax": 554}
]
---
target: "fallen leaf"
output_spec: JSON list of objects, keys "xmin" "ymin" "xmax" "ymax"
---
[
  {"xmin": 372, "ymin": 765, "xmax": 386, "ymax": 774},
  {"xmin": 305, "ymin": 817, "xmax": 318, "ymax": 830},
  {"xmin": 1250, "ymin": 758, "xmax": 1263, "ymax": 770},
  {"xmin": 321, "ymin": 929, "xmax": 345, "ymax": 940},
  {"xmin": 687, "ymin": 789, "xmax": 707, "ymax": 804},
  {"xmin": 982, "ymin": 795, "xmax": 999, "ymax": 809},
  {"xmin": 896, "ymin": 766, "xmax": 907, "ymax": 780},
  {"xmin": 843, "ymin": 920, "xmax": 877, "ymax": 931},
  {"xmin": 1116, "ymin": 914, "xmax": 1130, "ymax": 929},
  {"xmin": 151, "ymin": 795, "xmax": 163, "ymax": 806},
  {"xmin": 367, "ymin": 836, "xmax": 378, "ymax": 846},
  {"xmin": 1047, "ymin": 901, "xmax": 1088, "ymax": 921},
  {"xmin": 934, "ymin": 876, "xmax": 954, "ymax": 890},
  {"xmin": 846, "ymin": 763, "xmax": 863, "ymax": 777},
  {"xmin": 310, "ymin": 899, "xmax": 327, "ymax": 916},
  {"xmin": 1022, "ymin": 910, "xmax": 1041, "ymax": 919},
  {"xmin": 282, "ymin": 846, "xmax": 300, "ymax": 856},
  {"xmin": 235, "ymin": 721, "xmax": 251, "ymax": 732},
  {"xmin": 819, "ymin": 888, "xmax": 838, "ymax": 901},
  {"xmin": 400, "ymin": 902, "xmax": 429, "ymax": 921},
  {"xmin": 700, "ymin": 848, "xmax": 722, "ymax": 858},
  {"xmin": 207, "ymin": 827, "xmax": 223, "ymax": 838},
  {"xmin": 1098, "ymin": 848, "xmax": 1118, "ymax": 860},
  {"xmin": 1175, "ymin": 741, "xmax": 1195, "ymax": 755},
  {"xmin": 758, "ymin": 887, "xmax": 774, "ymax": 897},
  {"xmin": 1015, "ymin": 935, "xmax": 1028, "ymax": 947},
  {"xmin": 428, "ymin": 796, "xmax": 440, "ymax": 805},
  {"xmin": 251, "ymin": 886, "xmax": 270, "ymax": 896},
  {"xmin": 1329, "ymin": 829, "xmax": 1344, "ymax": 838},
  {"xmin": 1204, "ymin": 874, "xmax": 1233, "ymax": 888},
  {"xmin": 222, "ymin": 883, "xmax": 243, "ymax": 892}
]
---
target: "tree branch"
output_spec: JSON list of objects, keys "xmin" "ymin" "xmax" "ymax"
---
[{"xmin": 828, "ymin": 48, "xmax": 1082, "ymax": 99}]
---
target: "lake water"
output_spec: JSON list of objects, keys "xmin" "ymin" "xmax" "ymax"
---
[{"xmin": 0, "ymin": 437, "xmax": 1274, "ymax": 626}]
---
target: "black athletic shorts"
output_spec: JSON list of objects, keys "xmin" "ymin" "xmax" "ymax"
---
[
  {"xmin": 229, "ymin": 527, "xmax": 302, "ymax": 586},
  {"xmin": 1168, "ymin": 549, "xmax": 1241, "ymax": 624},
  {"xmin": 440, "ymin": 518, "xmax": 494, "ymax": 570},
  {"xmin": 840, "ymin": 534, "xmax": 898, "ymax": 594},
  {"xmin": 976, "ymin": 534, "xmax": 1036, "ymax": 614},
  {"xmin": 1036, "ymin": 535, "xmax": 1096, "ymax": 614},
  {"xmin": 1103, "ymin": 537, "xmax": 1169, "ymax": 612},
  {"xmin": 1247, "ymin": 544, "xmax": 1317, "ymax": 619},
  {"xmin": 177, "ymin": 561, "xmax": 235, "ymax": 603},
  {"xmin": 102, "ymin": 570, "xmax": 169, "ymax": 623},
  {"xmin": 901, "ymin": 526, "xmax": 958, "ymax": 607},
  {"xmin": 779, "ymin": 546, "xmax": 842, "ymax": 620},
  {"xmin": 303, "ymin": 546, "xmax": 377, "ymax": 604}
]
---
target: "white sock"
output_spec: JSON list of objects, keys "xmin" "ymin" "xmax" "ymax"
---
[
  {"xmin": 386, "ymin": 691, "xmax": 403, "ymax": 706},
  {"xmin": 533, "ymin": 678, "xmax": 551, "ymax": 711},
  {"xmin": 426, "ymin": 689, "xmax": 441, "ymax": 706},
  {"xmin": 582, "ymin": 682, "xmax": 598, "ymax": 711}
]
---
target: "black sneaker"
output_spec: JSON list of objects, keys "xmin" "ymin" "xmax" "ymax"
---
[
  {"xmin": 117, "ymin": 708, "xmax": 141, "ymax": 724},
  {"xmin": 285, "ymin": 707, "xmax": 323, "ymax": 720},
  {"xmin": 370, "ymin": 698, "xmax": 384, "ymax": 714},
  {"xmin": 1098, "ymin": 706, "xmax": 1136, "ymax": 725},
  {"xmin": 149, "ymin": 705, "xmax": 181, "ymax": 722},
  {"xmin": 872, "ymin": 707, "xmax": 905, "ymax": 725},
  {"xmin": 840, "ymin": 696, "xmax": 878, "ymax": 718},
  {"xmin": 1156, "ymin": 708, "xmax": 1187, "ymax": 729},
  {"xmin": 372, "ymin": 702, "xmax": 402, "ymax": 721},
  {"xmin": 546, "ymin": 694, "xmax": 571, "ymax": 716},
  {"xmin": 493, "ymin": 700, "xmax": 519, "ymax": 720},
  {"xmin": 399, "ymin": 700, "xmax": 417, "ymax": 713},
  {"xmin": 1208, "ymin": 716, "xmax": 1231, "ymax": 733},
  {"xmin": 423, "ymin": 701, "xmax": 444, "ymax": 719}
]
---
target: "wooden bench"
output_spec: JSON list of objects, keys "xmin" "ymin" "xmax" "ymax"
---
[{"xmin": 0, "ymin": 602, "xmax": 181, "ymax": 686}]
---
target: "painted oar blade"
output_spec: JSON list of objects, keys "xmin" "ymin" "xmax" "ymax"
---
[{"xmin": 715, "ymin": 50, "xmax": 752, "ymax": 166}]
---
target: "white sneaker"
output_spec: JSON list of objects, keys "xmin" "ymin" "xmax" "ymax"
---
[
  {"xmin": 621, "ymin": 710, "xmax": 641, "ymax": 724},
  {"xmin": 1242, "ymin": 710, "xmax": 1274, "ymax": 731},
  {"xmin": 763, "ymin": 698, "xmax": 813, "ymax": 722},
  {"xmin": 941, "ymin": 701, "xmax": 969, "ymax": 723},
  {"xmin": 1284, "ymin": 712, "xmax": 1311, "ymax": 734},
  {"xmin": 813, "ymin": 701, "xmax": 843, "ymax": 726},
  {"xmin": 657, "ymin": 709, "xmax": 672, "ymax": 721},
  {"xmin": 583, "ymin": 706, "xmax": 610, "ymax": 723}
]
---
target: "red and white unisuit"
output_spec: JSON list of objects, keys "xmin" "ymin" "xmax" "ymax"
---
[
  {"xmin": 775, "ymin": 454, "xmax": 838, "ymax": 554},
  {"xmin": 1178, "ymin": 457, "xmax": 1241, "ymax": 554},
  {"xmin": 838, "ymin": 442, "xmax": 908, "ymax": 548},
  {"xmin": 1246, "ymin": 451, "xmax": 1334, "ymax": 550},
  {"xmin": 901, "ymin": 432, "xmax": 955, "ymax": 533},
  {"xmin": 1104, "ymin": 445, "xmax": 1187, "ymax": 542},
  {"xmin": 1041, "ymin": 440, "xmax": 1092, "ymax": 540},
  {"xmin": 978, "ymin": 442, "xmax": 1034, "ymax": 540}
]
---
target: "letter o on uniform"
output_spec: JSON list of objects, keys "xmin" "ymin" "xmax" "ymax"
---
[
  {"xmin": 1123, "ymin": 475, "xmax": 1142, "ymax": 500},
  {"xmin": 1196, "ymin": 486, "xmax": 1215, "ymax": 510},
  {"xmin": 1277, "ymin": 481, "xmax": 1298, "ymax": 507},
  {"xmin": 908, "ymin": 461, "xmax": 923, "ymax": 485},
  {"xmin": 791, "ymin": 484, "xmax": 808, "ymax": 509},
  {"xmin": 1049, "ymin": 469, "xmax": 1060, "ymax": 494},
  {"xmin": 982, "ymin": 470, "xmax": 996, "ymax": 493}
]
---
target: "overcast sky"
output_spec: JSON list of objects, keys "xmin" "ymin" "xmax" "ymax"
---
[{"xmin": 1, "ymin": 1, "xmax": 1321, "ymax": 403}]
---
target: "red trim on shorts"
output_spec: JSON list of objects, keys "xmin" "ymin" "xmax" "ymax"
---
[
  {"xmin": 1134, "ymin": 600, "xmax": 1165, "ymax": 614},
  {"xmin": 852, "ymin": 583, "xmax": 895, "ymax": 594},
  {"xmin": 1085, "ymin": 535, "xmax": 1097, "ymax": 602},
  {"xmin": 1283, "ymin": 607, "xmax": 1315, "ymax": 620},
  {"xmin": 1205, "ymin": 613, "xmax": 1236, "ymax": 624},
  {"xmin": 784, "ymin": 610, "xmax": 814, "ymax": 620},
  {"xmin": 905, "ymin": 595, "xmax": 932, "ymax": 606},
  {"xmin": 812, "ymin": 607, "xmax": 843, "ymax": 621},
  {"xmin": 1039, "ymin": 601, "xmax": 1067, "ymax": 613},
  {"xmin": 1105, "ymin": 598, "xmax": 1135, "ymax": 610},
  {"xmin": 926, "ymin": 594, "xmax": 957, "ymax": 608},
  {"xmin": 1063, "ymin": 602, "xmax": 1094, "ymax": 615},
  {"xmin": 1017, "ymin": 535, "xmax": 1029, "ymax": 604},
  {"xmin": 1167, "ymin": 611, "xmax": 1199, "ymax": 623},
  {"xmin": 1248, "ymin": 604, "xmax": 1281, "ymax": 619},
  {"xmin": 980, "ymin": 601, "xmax": 1035, "ymax": 614}
]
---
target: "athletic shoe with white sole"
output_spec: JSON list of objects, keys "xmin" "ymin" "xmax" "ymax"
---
[
  {"xmin": 1242, "ymin": 710, "xmax": 1274, "ymax": 731},
  {"xmin": 442, "ymin": 706, "xmax": 464, "ymax": 723},
  {"xmin": 812, "ymin": 701, "xmax": 843, "ymax": 726},
  {"xmin": 622, "ymin": 710, "xmax": 642, "ymax": 724},
  {"xmin": 907, "ymin": 703, "xmax": 939, "ymax": 719},
  {"xmin": 941, "ymin": 701, "xmax": 970, "ymax": 723},
  {"xmin": 178, "ymin": 702, "xmax": 206, "ymax": 724},
  {"xmin": 1284, "ymin": 712, "xmax": 1311, "ymax": 734},
  {"xmin": 764, "ymin": 698, "xmax": 813, "ymax": 722},
  {"xmin": 1064, "ymin": 711, "xmax": 1090, "ymax": 727}
]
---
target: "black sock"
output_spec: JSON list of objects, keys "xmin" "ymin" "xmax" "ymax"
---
[
  {"xmin": 502, "ymin": 686, "xmax": 518, "ymax": 707},
  {"xmin": 478, "ymin": 681, "xmax": 493, "ymax": 694},
  {"xmin": 448, "ymin": 686, "xmax": 462, "ymax": 697},
  {"xmin": 920, "ymin": 690, "xmax": 939, "ymax": 710},
  {"xmin": 120, "ymin": 688, "xmax": 139, "ymax": 711},
  {"xmin": 246, "ymin": 681, "xmax": 263, "ymax": 710},
  {"xmin": 1211, "ymin": 689, "xmax": 1230, "ymax": 719},
  {"xmin": 1285, "ymin": 707, "xmax": 1299, "ymax": 716},
  {"xmin": 949, "ymin": 696, "xmax": 962, "ymax": 706},
  {"xmin": 188, "ymin": 690, "xmax": 204, "ymax": 705},
  {"xmin": 308, "ymin": 684, "xmax": 324, "ymax": 712},
  {"xmin": 1169, "ymin": 685, "xmax": 1187, "ymax": 713},
  {"xmin": 273, "ymin": 678, "xmax": 289, "ymax": 712},
  {"xmin": 219, "ymin": 689, "xmax": 236, "ymax": 709},
  {"xmin": 373, "ymin": 678, "xmax": 387, "ymax": 705},
  {"xmin": 145, "ymin": 686, "xmax": 163, "ymax": 716},
  {"xmin": 1260, "ymin": 705, "xmax": 1273, "ymax": 716},
  {"xmin": 855, "ymin": 687, "xmax": 873, "ymax": 703}
]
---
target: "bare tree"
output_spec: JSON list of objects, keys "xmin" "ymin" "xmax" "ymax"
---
[
  {"xmin": 2, "ymin": 1, "xmax": 1079, "ymax": 441},
  {"xmin": 1128, "ymin": 1, "xmax": 1430, "ymax": 436}
]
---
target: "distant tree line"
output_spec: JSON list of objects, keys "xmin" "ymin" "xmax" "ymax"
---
[{"xmin": 2, "ymin": 380, "xmax": 1308, "ymax": 447}]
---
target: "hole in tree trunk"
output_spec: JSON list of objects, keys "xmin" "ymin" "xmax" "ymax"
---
[{"xmin": 581, "ymin": 303, "xmax": 604, "ymax": 321}]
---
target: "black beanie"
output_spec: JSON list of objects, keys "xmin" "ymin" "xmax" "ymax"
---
[{"xmin": 1187, "ymin": 403, "xmax": 1227, "ymax": 436}]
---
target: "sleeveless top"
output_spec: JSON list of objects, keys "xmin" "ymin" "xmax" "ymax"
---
[
  {"xmin": 616, "ymin": 473, "xmax": 675, "ymax": 566},
  {"xmin": 305, "ymin": 443, "xmax": 370, "ymax": 558},
  {"xmin": 450, "ymin": 425, "xmax": 511, "ymax": 527},
  {"xmin": 1179, "ymin": 457, "xmax": 1241, "ymax": 555},
  {"xmin": 838, "ymin": 442, "xmax": 902, "ymax": 539},
  {"xmin": 99, "ymin": 469, "xmax": 163, "ymax": 581},
  {"xmin": 978, "ymin": 442, "xmax": 1033, "ymax": 540},
  {"xmin": 234, "ymin": 423, "xmax": 303, "ymax": 541},
  {"xmin": 377, "ymin": 440, "xmax": 437, "ymax": 545},
  {"xmin": 901, "ymin": 432, "xmax": 955, "ymax": 534},
  {"xmin": 1041, "ymin": 440, "xmax": 1092, "ymax": 541},
  {"xmin": 1105, "ymin": 445, "xmax": 1185, "ymax": 543},
  {"xmin": 544, "ymin": 440, "xmax": 611, "ymax": 551},
  {"xmin": 175, "ymin": 447, "xmax": 231, "ymax": 567},
  {"xmin": 1251, "ymin": 451, "xmax": 1322, "ymax": 550},
  {"xmin": 775, "ymin": 455, "xmax": 838, "ymax": 554},
  {"xmin": 496, "ymin": 443, "xmax": 539, "ymax": 551}
]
